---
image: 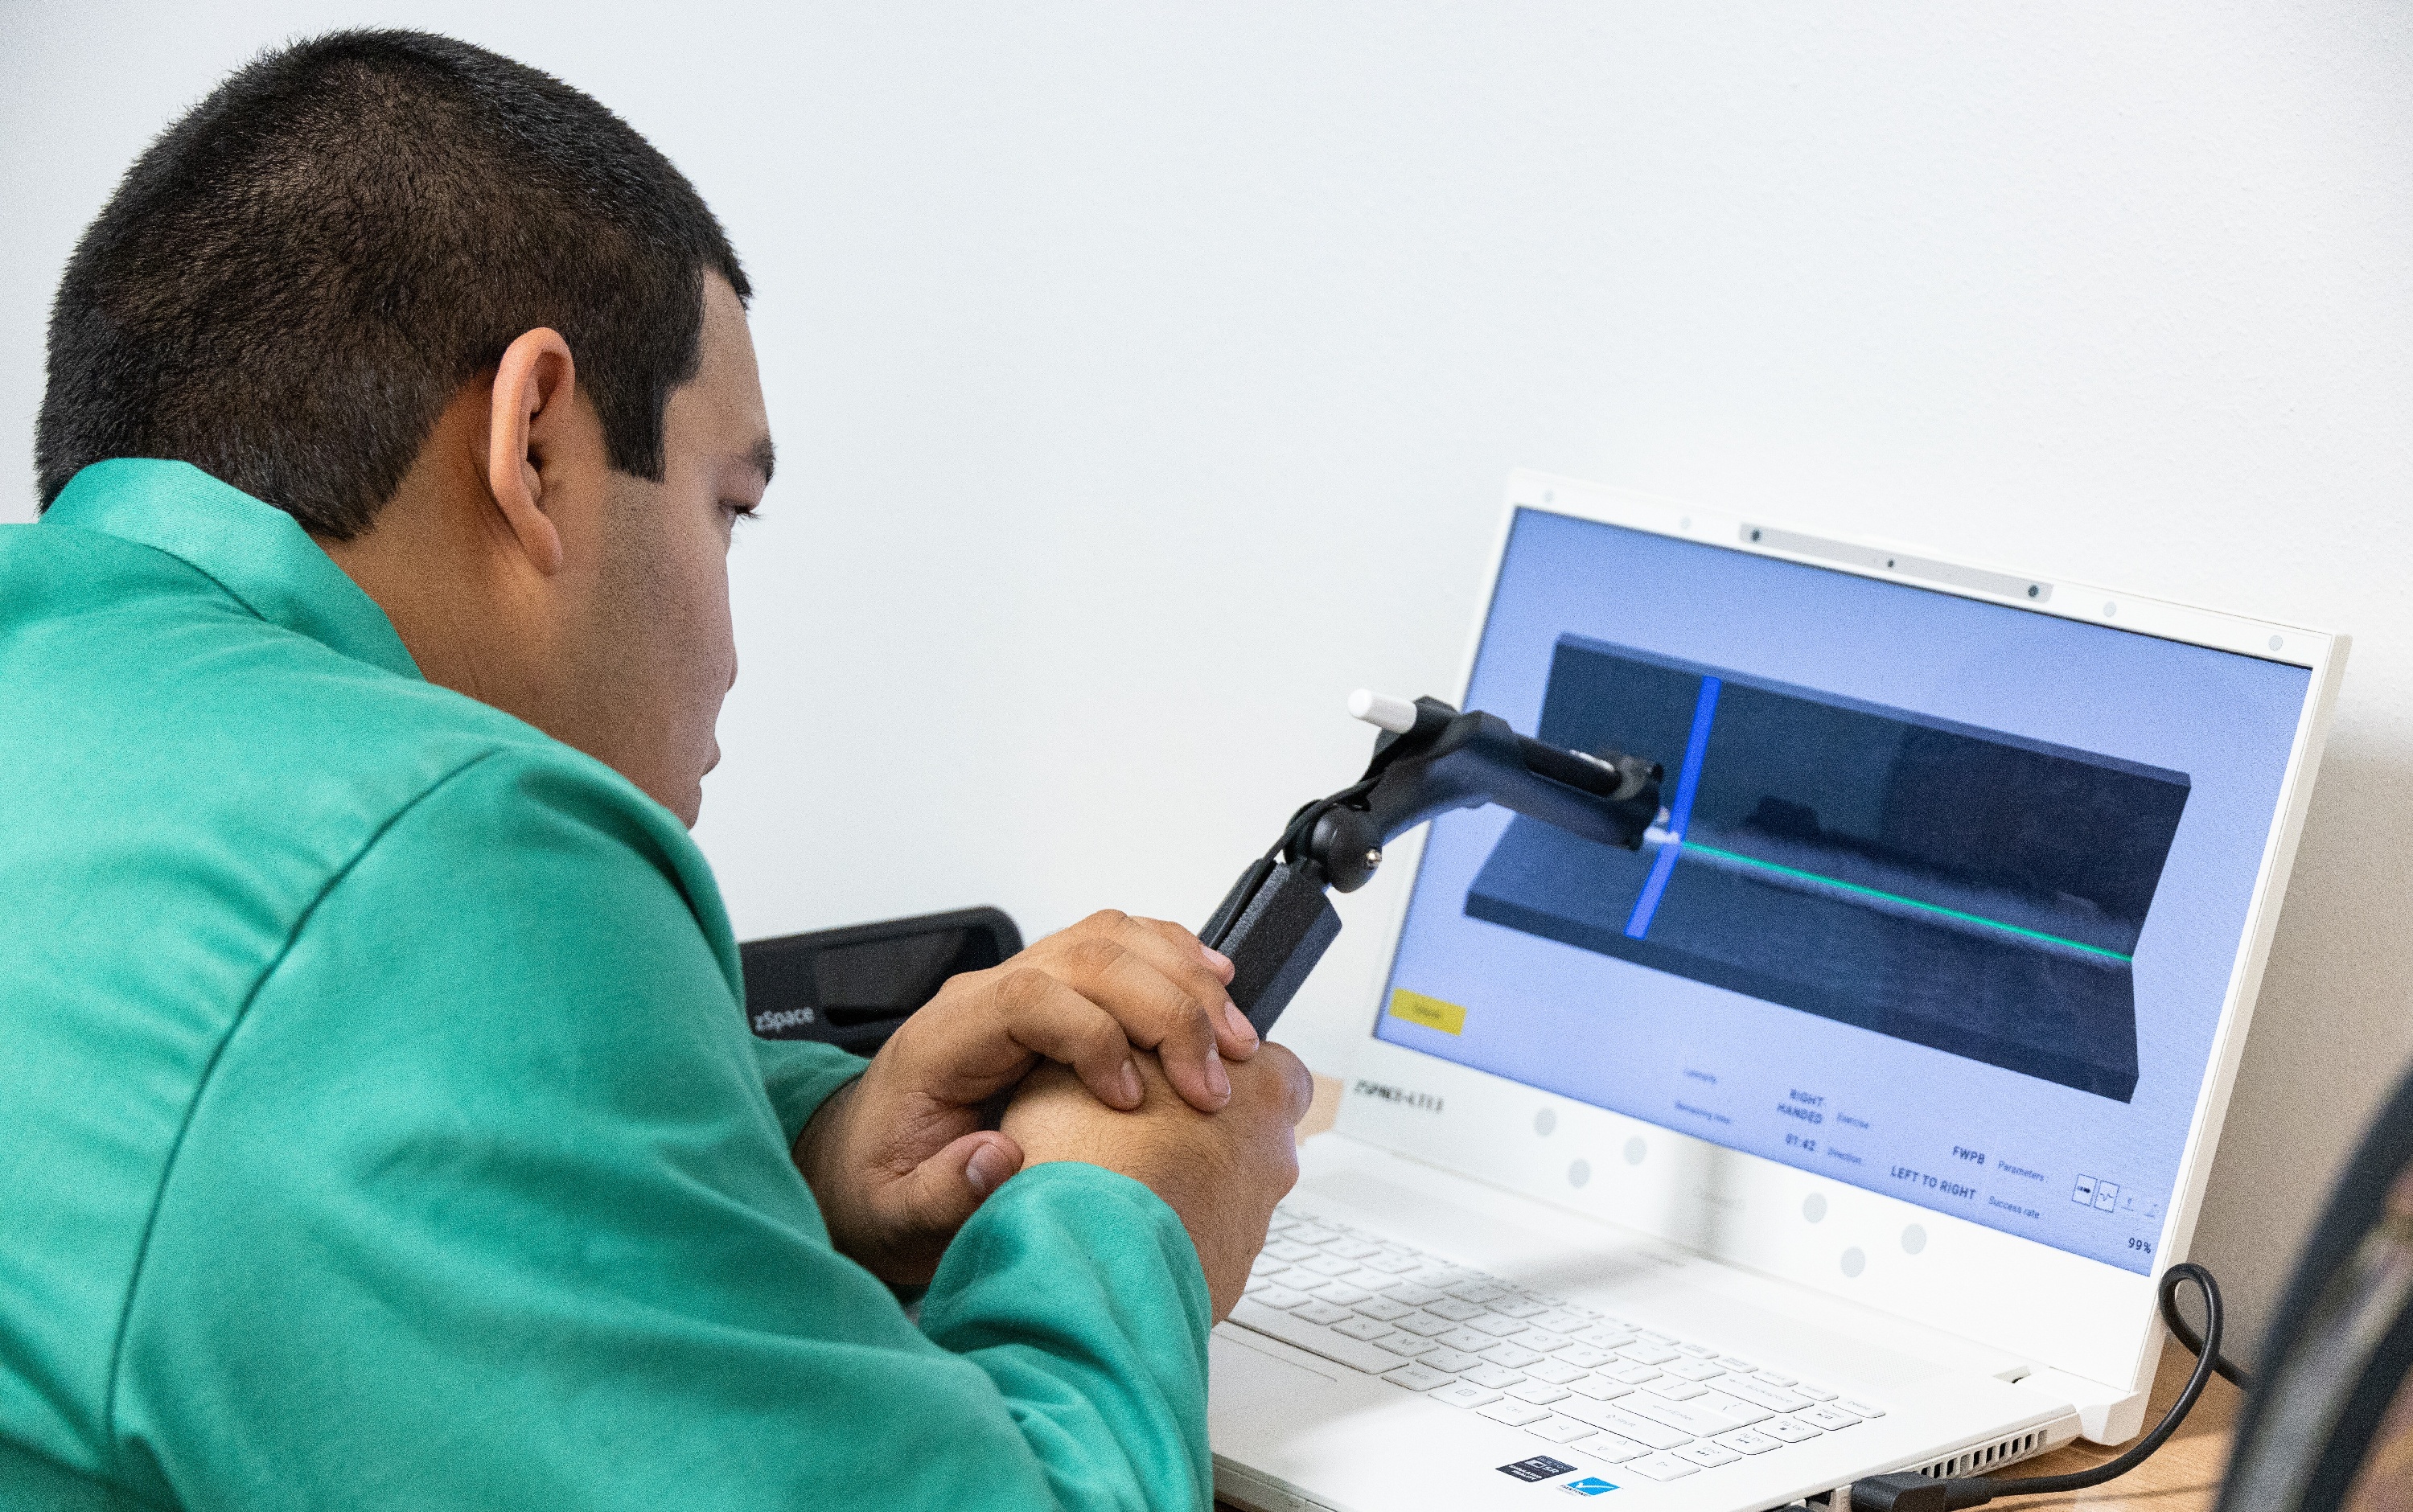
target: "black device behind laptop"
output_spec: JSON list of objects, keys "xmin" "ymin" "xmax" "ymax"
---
[{"xmin": 740, "ymin": 906, "xmax": 1022, "ymax": 1056}]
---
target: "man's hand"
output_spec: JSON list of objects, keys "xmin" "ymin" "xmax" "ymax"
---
[
  {"xmin": 1001, "ymin": 1042, "xmax": 1313, "ymax": 1321},
  {"xmin": 793, "ymin": 910, "xmax": 1261, "ymax": 1283}
]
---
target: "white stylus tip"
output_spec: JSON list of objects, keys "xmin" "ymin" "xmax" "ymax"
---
[{"xmin": 1347, "ymin": 688, "xmax": 1420, "ymax": 734}]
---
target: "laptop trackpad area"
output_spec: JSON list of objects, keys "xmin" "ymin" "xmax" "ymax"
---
[{"xmin": 1211, "ymin": 1325, "xmax": 1351, "ymax": 1412}]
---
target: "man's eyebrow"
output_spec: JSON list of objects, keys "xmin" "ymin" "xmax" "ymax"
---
[{"xmin": 750, "ymin": 437, "xmax": 776, "ymax": 487}]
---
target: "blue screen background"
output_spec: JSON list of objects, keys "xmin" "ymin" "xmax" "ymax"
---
[{"xmin": 1375, "ymin": 510, "xmax": 2312, "ymax": 1274}]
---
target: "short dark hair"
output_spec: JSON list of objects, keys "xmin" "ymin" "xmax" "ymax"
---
[{"xmin": 35, "ymin": 30, "xmax": 749, "ymax": 538}]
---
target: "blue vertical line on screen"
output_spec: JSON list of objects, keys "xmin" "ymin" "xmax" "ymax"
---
[{"xmin": 1622, "ymin": 675, "xmax": 1723, "ymax": 939}]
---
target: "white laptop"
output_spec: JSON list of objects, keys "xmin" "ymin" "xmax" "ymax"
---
[{"xmin": 1208, "ymin": 470, "xmax": 2346, "ymax": 1512}]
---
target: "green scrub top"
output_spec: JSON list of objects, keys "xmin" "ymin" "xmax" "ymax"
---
[{"xmin": 0, "ymin": 461, "xmax": 1212, "ymax": 1511}]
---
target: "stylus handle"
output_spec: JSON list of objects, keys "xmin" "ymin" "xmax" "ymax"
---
[{"xmin": 1203, "ymin": 859, "xmax": 1342, "ymax": 1037}]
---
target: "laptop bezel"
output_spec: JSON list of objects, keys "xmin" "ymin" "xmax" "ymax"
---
[{"xmin": 1330, "ymin": 467, "xmax": 2348, "ymax": 1397}]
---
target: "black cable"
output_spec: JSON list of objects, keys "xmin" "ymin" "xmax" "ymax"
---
[
  {"xmin": 2160, "ymin": 1262, "xmax": 2252, "ymax": 1391},
  {"xmin": 1202, "ymin": 778, "xmax": 1379, "ymax": 953},
  {"xmin": 1849, "ymin": 1263, "xmax": 2241, "ymax": 1510}
]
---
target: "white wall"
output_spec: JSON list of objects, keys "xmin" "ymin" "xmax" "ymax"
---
[{"xmin": 6, "ymin": 1, "xmax": 2407, "ymax": 1367}]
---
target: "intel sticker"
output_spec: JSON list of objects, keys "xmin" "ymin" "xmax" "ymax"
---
[
  {"xmin": 1498, "ymin": 1457, "xmax": 1577, "ymax": 1482},
  {"xmin": 1562, "ymin": 1477, "xmax": 1621, "ymax": 1497}
]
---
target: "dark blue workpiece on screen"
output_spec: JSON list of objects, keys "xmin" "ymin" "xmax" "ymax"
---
[{"xmin": 1466, "ymin": 637, "xmax": 2189, "ymax": 1103}]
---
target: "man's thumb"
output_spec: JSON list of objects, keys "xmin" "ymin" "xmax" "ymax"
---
[{"xmin": 892, "ymin": 1131, "xmax": 1023, "ymax": 1235}]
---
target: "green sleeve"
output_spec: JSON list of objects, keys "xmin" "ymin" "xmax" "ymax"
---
[
  {"xmin": 748, "ymin": 1033, "xmax": 868, "ymax": 1148},
  {"xmin": 109, "ymin": 752, "xmax": 1211, "ymax": 1512}
]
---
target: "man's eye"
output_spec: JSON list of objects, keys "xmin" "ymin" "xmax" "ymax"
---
[{"xmin": 722, "ymin": 500, "xmax": 759, "ymax": 526}]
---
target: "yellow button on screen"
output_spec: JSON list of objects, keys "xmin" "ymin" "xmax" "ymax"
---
[{"xmin": 1388, "ymin": 989, "xmax": 1467, "ymax": 1036}]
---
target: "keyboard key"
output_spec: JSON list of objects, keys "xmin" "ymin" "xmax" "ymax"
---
[
  {"xmin": 1609, "ymin": 1365, "xmax": 1663, "ymax": 1385},
  {"xmin": 1383, "ymin": 1362, "xmax": 1457, "ymax": 1391},
  {"xmin": 1489, "ymin": 1297, "xmax": 1548, "ymax": 1319},
  {"xmin": 1482, "ymin": 1344, "xmax": 1544, "ymax": 1370},
  {"xmin": 1675, "ymin": 1440, "xmax": 1741, "ymax": 1467},
  {"xmin": 1468, "ymin": 1314, "xmax": 1530, "ymax": 1338},
  {"xmin": 1625, "ymin": 1452, "xmax": 1700, "ymax": 1481},
  {"xmin": 1301, "ymin": 1255, "xmax": 1357, "ymax": 1277},
  {"xmin": 1385, "ymin": 1284, "xmax": 1444, "ymax": 1307},
  {"xmin": 1252, "ymin": 1286, "xmax": 1309, "ymax": 1310},
  {"xmin": 1365, "ymin": 1251, "xmax": 1424, "ymax": 1274},
  {"xmin": 1571, "ymin": 1432, "xmax": 1653, "ymax": 1465},
  {"xmin": 1421, "ymin": 1347, "xmax": 1482, "ymax": 1374},
  {"xmin": 1646, "ymin": 1380, "xmax": 1708, "ymax": 1401},
  {"xmin": 1797, "ymin": 1404, "xmax": 1861, "ymax": 1430},
  {"xmin": 1431, "ymin": 1381, "xmax": 1502, "ymax": 1409},
  {"xmin": 1636, "ymin": 1331, "xmax": 1675, "ymax": 1345},
  {"xmin": 1528, "ymin": 1309, "xmax": 1594, "ymax": 1334},
  {"xmin": 1517, "ymin": 1329, "xmax": 1572, "ymax": 1353},
  {"xmin": 1795, "ymin": 1383, "xmax": 1838, "ymax": 1401},
  {"xmin": 1373, "ymin": 1332, "xmax": 1436, "ymax": 1356},
  {"xmin": 1714, "ymin": 1428, "xmax": 1782, "ymax": 1455},
  {"xmin": 1553, "ymin": 1399, "xmax": 1692, "ymax": 1450},
  {"xmin": 1398, "ymin": 1313, "xmax": 1458, "ymax": 1338},
  {"xmin": 1715, "ymin": 1377, "xmax": 1812, "ymax": 1413},
  {"xmin": 1461, "ymin": 1364, "xmax": 1527, "ymax": 1390},
  {"xmin": 1665, "ymin": 1358, "xmax": 1724, "ymax": 1382},
  {"xmin": 1262, "ymin": 1240, "xmax": 1317, "ymax": 1263},
  {"xmin": 1618, "ymin": 1391, "xmax": 1768, "ymax": 1437},
  {"xmin": 1285, "ymin": 1225, "xmax": 1340, "ymax": 1246},
  {"xmin": 1677, "ymin": 1343, "xmax": 1717, "ymax": 1359},
  {"xmin": 1227, "ymin": 1300, "xmax": 1398, "ymax": 1372},
  {"xmin": 1762, "ymin": 1416, "xmax": 1823, "ymax": 1443},
  {"xmin": 1293, "ymin": 1301, "xmax": 1353, "ymax": 1325},
  {"xmin": 1339, "ymin": 1269, "xmax": 1398, "ymax": 1292},
  {"xmin": 1567, "ymin": 1376, "xmax": 1632, "ymax": 1402},
  {"xmin": 1409, "ymin": 1389, "xmax": 1486, "ymax": 1418},
  {"xmin": 1332, "ymin": 1316, "xmax": 1393, "ymax": 1341},
  {"xmin": 1478, "ymin": 1400, "xmax": 1553, "ymax": 1428},
  {"xmin": 1570, "ymin": 1325, "xmax": 1638, "ymax": 1350},
  {"xmin": 1325, "ymin": 1239, "xmax": 1380, "ymax": 1259},
  {"xmin": 1437, "ymin": 1328, "xmax": 1494, "ymax": 1353},
  {"xmin": 1524, "ymin": 1360, "xmax": 1586, "ymax": 1386},
  {"xmin": 1840, "ymin": 1399, "xmax": 1888, "ymax": 1419},
  {"xmin": 1309, "ymin": 1284, "xmax": 1370, "ymax": 1307},
  {"xmin": 1425, "ymin": 1298, "xmax": 1488, "ymax": 1322},
  {"xmin": 1354, "ymin": 1297, "xmax": 1414, "ymax": 1322},
  {"xmin": 1556, "ymin": 1346, "xmax": 1614, "ymax": 1370},
  {"xmin": 1716, "ymin": 1357, "xmax": 1757, "ymax": 1372},
  {"xmin": 1619, "ymin": 1346, "xmax": 1680, "ymax": 1366},
  {"xmin": 1527, "ymin": 1415, "xmax": 1599, "ymax": 1444},
  {"xmin": 1754, "ymin": 1370, "xmax": 1798, "ymax": 1387},
  {"xmin": 1448, "ymin": 1282, "xmax": 1510, "ymax": 1304},
  {"xmin": 1507, "ymin": 1381, "xmax": 1571, "ymax": 1405}
]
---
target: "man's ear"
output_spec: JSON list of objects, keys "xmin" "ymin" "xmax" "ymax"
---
[{"xmin": 484, "ymin": 327, "xmax": 578, "ymax": 577}]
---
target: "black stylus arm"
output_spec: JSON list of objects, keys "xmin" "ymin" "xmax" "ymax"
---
[{"xmin": 1201, "ymin": 695, "xmax": 1663, "ymax": 1037}]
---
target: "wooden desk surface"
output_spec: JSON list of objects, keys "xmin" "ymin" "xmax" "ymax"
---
[{"xmin": 1237, "ymin": 1077, "xmax": 2234, "ymax": 1510}]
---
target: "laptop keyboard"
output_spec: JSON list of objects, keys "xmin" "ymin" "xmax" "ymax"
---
[{"xmin": 1227, "ymin": 1202, "xmax": 1889, "ymax": 1485}]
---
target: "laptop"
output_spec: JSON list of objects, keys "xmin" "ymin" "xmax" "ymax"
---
[{"xmin": 1208, "ymin": 470, "xmax": 2346, "ymax": 1511}]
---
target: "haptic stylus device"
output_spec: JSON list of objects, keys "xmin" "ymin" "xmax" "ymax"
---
[{"xmin": 1200, "ymin": 691, "xmax": 1666, "ymax": 1036}]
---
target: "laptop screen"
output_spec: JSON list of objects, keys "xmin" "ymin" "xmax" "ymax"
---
[{"xmin": 1375, "ymin": 507, "xmax": 2313, "ymax": 1275}]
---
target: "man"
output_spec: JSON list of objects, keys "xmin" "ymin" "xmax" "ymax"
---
[{"xmin": 0, "ymin": 30, "xmax": 1309, "ymax": 1511}]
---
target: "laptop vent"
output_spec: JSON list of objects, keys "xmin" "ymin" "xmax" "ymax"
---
[{"xmin": 1909, "ymin": 1430, "xmax": 2045, "ymax": 1480}]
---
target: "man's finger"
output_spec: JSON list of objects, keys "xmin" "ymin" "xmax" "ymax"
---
[
  {"xmin": 988, "ymin": 965, "xmax": 1148, "ymax": 1110},
  {"xmin": 1050, "ymin": 928, "xmax": 1234, "ymax": 1112},
  {"xmin": 1117, "ymin": 915, "xmax": 1257, "ymax": 1061}
]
